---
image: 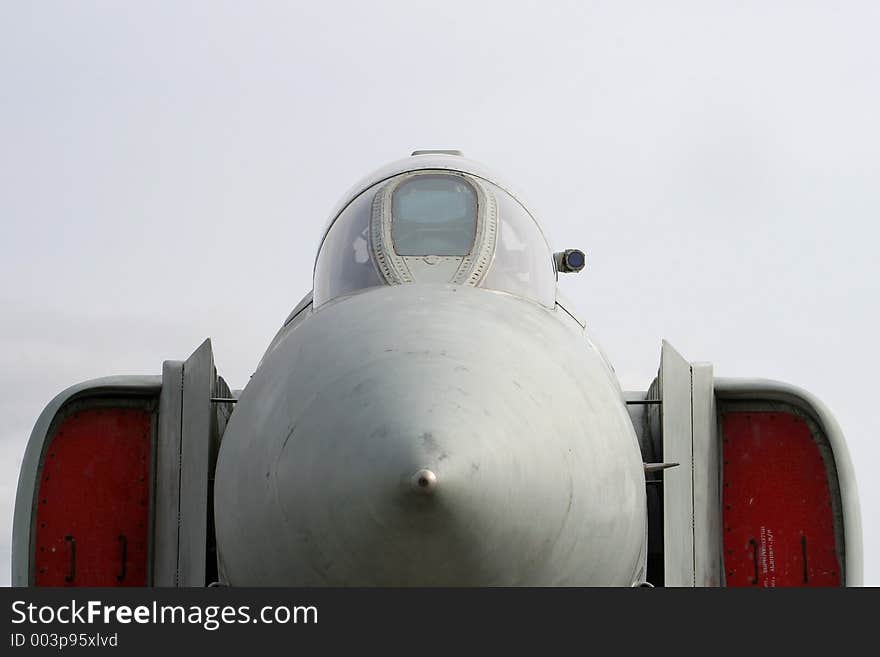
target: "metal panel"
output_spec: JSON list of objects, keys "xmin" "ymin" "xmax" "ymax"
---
[
  {"xmin": 153, "ymin": 360, "xmax": 183, "ymax": 586},
  {"xmin": 691, "ymin": 362, "xmax": 721, "ymax": 586},
  {"xmin": 714, "ymin": 378, "xmax": 862, "ymax": 586},
  {"xmin": 34, "ymin": 406, "xmax": 152, "ymax": 586},
  {"xmin": 661, "ymin": 341, "xmax": 695, "ymax": 587},
  {"xmin": 721, "ymin": 410, "xmax": 841, "ymax": 586},
  {"xmin": 177, "ymin": 339, "xmax": 216, "ymax": 587},
  {"xmin": 11, "ymin": 376, "xmax": 161, "ymax": 587}
]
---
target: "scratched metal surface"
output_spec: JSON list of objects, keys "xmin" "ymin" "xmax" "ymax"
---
[{"xmin": 214, "ymin": 284, "xmax": 646, "ymax": 585}]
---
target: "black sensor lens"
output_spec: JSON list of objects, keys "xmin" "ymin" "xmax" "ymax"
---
[{"xmin": 566, "ymin": 250, "xmax": 585, "ymax": 270}]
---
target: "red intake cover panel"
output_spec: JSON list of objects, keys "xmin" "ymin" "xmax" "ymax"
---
[
  {"xmin": 34, "ymin": 407, "xmax": 151, "ymax": 586},
  {"xmin": 722, "ymin": 411, "xmax": 840, "ymax": 587}
]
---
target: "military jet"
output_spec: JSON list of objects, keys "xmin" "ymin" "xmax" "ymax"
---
[{"xmin": 11, "ymin": 151, "xmax": 862, "ymax": 586}]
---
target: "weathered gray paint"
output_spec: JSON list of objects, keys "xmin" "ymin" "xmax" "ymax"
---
[
  {"xmin": 691, "ymin": 362, "xmax": 722, "ymax": 586},
  {"xmin": 714, "ymin": 378, "xmax": 863, "ymax": 586},
  {"xmin": 660, "ymin": 341, "xmax": 696, "ymax": 587},
  {"xmin": 11, "ymin": 376, "xmax": 162, "ymax": 587},
  {"xmin": 282, "ymin": 291, "xmax": 313, "ymax": 328},
  {"xmin": 214, "ymin": 284, "xmax": 647, "ymax": 586},
  {"xmin": 623, "ymin": 391, "xmax": 655, "ymax": 465},
  {"xmin": 153, "ymin": 360, "xmax": 184, "ymax": 586},
  {"xmin": 177, "ymin": 339, "xmax": 215, "ymax": 587}
]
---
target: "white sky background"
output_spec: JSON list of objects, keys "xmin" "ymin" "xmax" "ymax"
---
[{"xmin": 1, "ymin": 1, "xmax": 877, "ymax": 586}]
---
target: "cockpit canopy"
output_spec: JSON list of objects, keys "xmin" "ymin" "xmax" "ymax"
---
[{"xmin": 313, "ymin": 166, "xmax": 557, "ymax": 307}]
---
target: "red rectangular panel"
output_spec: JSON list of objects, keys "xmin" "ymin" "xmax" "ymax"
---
[
  {"xmin": 722, "ymin": 411, "xmax": 840, "ymax": 587},
  {"xmin": 34, "ymin": 407, "xmax": 151, "ymax": 586}
]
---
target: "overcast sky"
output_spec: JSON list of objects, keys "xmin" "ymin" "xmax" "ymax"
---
[{"xmin": 1, "ymin": 1, "xmax": 877, "ymax": 586}]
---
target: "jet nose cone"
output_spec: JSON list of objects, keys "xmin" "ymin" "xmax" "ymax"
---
[
  {"xmin": 270, "ymin": 363, "xmax": 559, "ymax": 585},
  {"xmin": 214, "ymin": 286, "xmax": 646, "ymax": 586}
]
